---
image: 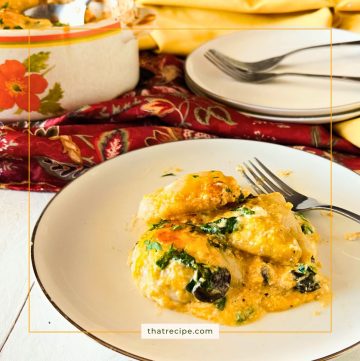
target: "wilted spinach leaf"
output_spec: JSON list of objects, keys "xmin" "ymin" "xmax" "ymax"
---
[
  {"xmin": 214, "ymin": 297, "xmax": 227, "ymax": 311},
  {"xmin": 156, "ymin": 245, "xmax": 231, "ymax": 303},
  {"xmin": 207, "ymin": 236, "xmax": 229, "ymax": 250},
  {"xmin": 301, "ymin": 224, "xmax": 314, "ymax": 235},
  {"xmin": 291, "ymin": 263, "xmax": 320, "ymax": 293},
  {"xmin": 187, "ymin": 266, "xmax": 231, "ymax": 303}
]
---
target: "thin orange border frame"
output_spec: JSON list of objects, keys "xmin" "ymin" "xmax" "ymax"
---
[{"xmin": 26, "ymin": 26, "xmax": 334, "ymax": 335}]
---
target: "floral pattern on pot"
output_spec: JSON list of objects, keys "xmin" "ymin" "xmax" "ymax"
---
[{"xmin": 0, "ymin": 51, "xmax": 64, "ymax": 116}]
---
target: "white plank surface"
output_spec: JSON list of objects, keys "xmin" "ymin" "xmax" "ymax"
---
[
  {"xmin": 0, "ymin": 190, "xmax": 49, "ymax": 347},
  {"xmin": 0, "ymin": 190, "xmax": 28, "ymax": 346},
  {"xmin": 0, "ymin": 298, "xmax": 133, "ymax": 361},
  {"xmin": 0, "ymin": 188, "xmax": 359, "ymax": 360},
  {"xmin": 0, "ymin": 189, "xmax": 135, "ymax": 361}
]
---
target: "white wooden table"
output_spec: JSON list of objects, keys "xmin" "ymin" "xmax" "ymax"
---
[{"xmin": 1, "ymin": 189, "xmax": 359, "ymax": 361}]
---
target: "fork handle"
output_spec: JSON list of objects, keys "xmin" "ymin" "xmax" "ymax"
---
[
  {"xmin": 276, "ymin": 72, "xmax": 360, "ymax": 82},
  {"xmin": 308, "ymin": 205, "xmax": 360, "ymax": 223},
  {"xmin": 286, "ymin": 40, "xmax": 360, "ymax": 56}
]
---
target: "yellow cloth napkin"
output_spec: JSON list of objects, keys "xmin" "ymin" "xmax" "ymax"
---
[
  {"xmin": 333, "ymin": 1, "xmax": 360, "ymax": 34},
  {"xmin": 138, "ymin": 31, "xmax": 158, "ymax": 50},
  {"xmin": 334, "ymin": 119, "xmax": 360, "ymax": 148},
  {"xmin": 136, "ymin": 0, "xmax": 333, "ymax": 14},
  {"xmin": 335, "ymin": 0, "xmax": 360, "ymax": 11},
  {"xmin": 334, "ymin": 11, "xmax": 360, "ymax": 32},
  {"xmin": 138, "ymin": 7, "xmax": 332, "ymax": 55}
]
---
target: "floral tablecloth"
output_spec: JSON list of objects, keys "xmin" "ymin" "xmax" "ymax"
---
[{"xmin": 0, "ymin": 52, "xmax": 359, "ymax": 192}]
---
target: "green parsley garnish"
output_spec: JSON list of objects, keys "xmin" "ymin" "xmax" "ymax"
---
[
  {"xmin": 200, "ymin": 217, "xmax": 238, "ymax": 235},
  {"xmin": 214, "ymin": 297, "xmax": 227, "ymax": 311},
  {"xmin": 301, "ymin": 223, "xmax": 313, "ymax": 235},
  {"xmin": 149, "ymin": 219, "xmax": 169, "ymax": 231},
  {"xmin": 53, "ymin": 21, "xmax": 68, "ymax": 27},
  {"xmin": 144, "ymin": 240, "xmax": 162, "ymax": 252},
  {"xmin": 235, "ymin": 308, "xmax": 254, "ymax": 324},
  {"xmin": 236, "ymin": 207, "xmax": 255, "ymax": 216},
  {"xmin": 156, "ymin": 245, "xmax": 196, "ymax": 270}
]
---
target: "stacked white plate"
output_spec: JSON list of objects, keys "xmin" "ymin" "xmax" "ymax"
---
[{"xmin": 185, "ymin": 29, "xmax": 360, "ymax": 124}]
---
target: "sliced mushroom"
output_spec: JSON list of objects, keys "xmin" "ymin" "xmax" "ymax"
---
[{"xmin": 186, "ymin": 266, "xmax": 231, "ymax": 303}]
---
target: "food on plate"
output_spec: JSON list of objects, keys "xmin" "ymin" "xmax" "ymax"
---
[
  {"xmin": 345, "ymin": 232, "xmax": 360, "ymax": 241},
  {"xmin": 130, "ymin": 171, "xmax": 329, "ymax": 326},
  {"xmin": 0, "ymin": 0, "xmax": 135, "ymax": 29}
]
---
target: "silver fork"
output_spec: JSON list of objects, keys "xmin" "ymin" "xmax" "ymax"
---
[
  {"xmin": 205, "ymin": 51, "xmax": 360, "ymax": 83},
  {"xmin": 242, "ymin": 158, "xmax": 360, "ymax": 223},
  {"xmin": 207, "ymin": 41, "xmax": 360, "ymax": 72}
]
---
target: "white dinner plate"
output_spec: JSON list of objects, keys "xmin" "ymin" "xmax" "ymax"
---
[
  {"xmin": 185, "ymin": 29, "xmax": 360, "ymax": 117},
  {"xmin": 237, "ymin": 109, "xmax": 360, "ymax": 124},
  {"xmin": 32, "ymin": 139, "xmax": 360, "ymax": 361},
  {"xmin": 186, "ymin": 74, "xmax": 360, "ymax": 124}
]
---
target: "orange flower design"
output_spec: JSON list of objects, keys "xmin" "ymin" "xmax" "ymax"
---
[
  {"xmin": 145, "ymin": 128, "xmax": 181, "ymax": 146},
  {"xmin": 0, "ymin": 60, "xmax": 48, "ymax": 112},
  {"xmin": 141, "ymin": 99, "xmax": 176, "ymax": 117}
]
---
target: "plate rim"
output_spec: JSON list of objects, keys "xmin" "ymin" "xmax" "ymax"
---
[
  {"xmin": 185, "ymin": 73, "xmax": 360, "ymax": 124},
  {"xmin": 185, "ymin": 28, "xmax": 360, "ymax": 116},
  {"xmin": 31, "ymin": 138, "xmax": 360, "ymax": 361}
]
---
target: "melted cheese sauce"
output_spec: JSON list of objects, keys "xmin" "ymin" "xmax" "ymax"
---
[
  {"xmin": 130, "ymin": 171, "xmax": 329, "ymax": 326},
  {"xmin": 0, "ymin": 0, "xmax": 113, "ymax": 28}
]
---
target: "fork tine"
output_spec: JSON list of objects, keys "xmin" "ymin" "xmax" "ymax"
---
[
  {"xmin": 205, "ymin": 52, "xmax": 247, "ymax": 81},
  {"xmin": 205, "ymin": 51, "xmax": 250, "ymax": 77},
  {"xmin": 254, "ymin": 158, "xmax": 299, "ymax": 196},
  {"xmin": 243, "ymin": 162, "xmax": 274, "ymax": 194},
  {"xmin": 205, "ymin": 51, "xmax": 236, "ymax": 73},
  {"xmin": 208, "ymin": 48, "xmax": 283, "ymax": 72},
  {"xmin": 207, "ymin": 50, "xmax": 245, "ymax": 74},
  {"xmin": 248, "ymin": 160, "xmax": 290, "ymax": 196},
  {"xmin": 242, "ymin": 166, "xmax": 265, "ymax": 195},
  {"xmin": 204, "ymin": 52, "xmax": 227, "ymax": 72},
  {"xmin": 204, "ymin": 52, "xmax": 231, "ymax": 73},
  {"xmin": 205, "ymin": 51, "xmax": 273, "ymax": 83}
]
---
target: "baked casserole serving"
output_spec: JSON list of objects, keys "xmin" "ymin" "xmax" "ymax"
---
[{"xmin": 130, "ymin": 171, "xmax": 329, "ymax": 326}]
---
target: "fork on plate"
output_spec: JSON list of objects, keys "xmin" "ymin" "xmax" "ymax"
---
[
  {"xmin": 206, "ymin": 41, "xmax": 360, "ymax": 72},
  {"xmin": 205, "ymin": 50, "xmax": 360, "ymax": 83},
  {"xmin": 242, "ymin": 158, "xmax": 360, "ymax": 223}
]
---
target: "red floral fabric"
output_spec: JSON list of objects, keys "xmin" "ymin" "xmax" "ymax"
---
[{"xmin": 0, "ymin": 52, "xmax": 359, "ymax": 192}]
